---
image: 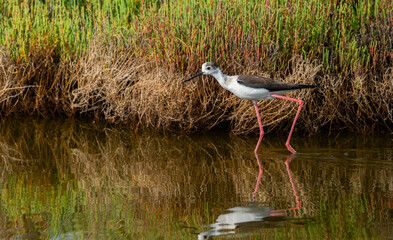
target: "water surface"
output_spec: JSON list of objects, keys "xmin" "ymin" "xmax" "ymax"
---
[{"xmin": 0, "ymin": 118, "xmax": 392, "ymax": 239}]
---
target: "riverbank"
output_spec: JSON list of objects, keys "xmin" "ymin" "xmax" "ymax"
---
[{"xmin": 0, "ymin": 0, "xmax": 392, "ymax": 134}]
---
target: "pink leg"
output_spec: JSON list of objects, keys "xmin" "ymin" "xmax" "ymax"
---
[
  {"xmin": 253, "ymin": 101, "xmax": 264, "ymax": 153},
  {"xmin": 270, "ymin": 94, "xmax": 303, "ymax": 154}
]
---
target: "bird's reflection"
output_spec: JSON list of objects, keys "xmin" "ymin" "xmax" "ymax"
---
[{"xmin": 198, "ymin": 153, "xmax": 301, "ymax": 240}]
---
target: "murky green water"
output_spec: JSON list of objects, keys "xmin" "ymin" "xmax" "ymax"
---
[{"xmin": 0, "ymin": 118, "xmax": 392, "ymax": 239}]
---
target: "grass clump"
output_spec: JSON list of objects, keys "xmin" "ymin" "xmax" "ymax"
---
[{"xmin": 0, "ymin": 0, "xmax": 392, "ymax": 133}]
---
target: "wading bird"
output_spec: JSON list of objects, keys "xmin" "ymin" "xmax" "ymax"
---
[{"xmin": 183, "ymin": 62, "xmax": 318, "ymax": 154}]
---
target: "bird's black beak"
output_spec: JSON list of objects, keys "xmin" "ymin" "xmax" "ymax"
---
[{"xmin": 183, "ymin": 72, "xmax": 204, "ymax": 83}]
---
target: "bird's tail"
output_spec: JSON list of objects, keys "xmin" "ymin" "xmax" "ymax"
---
[{"xmin": 296, "ymin": 84, "xmax": 320, "ymax": 89}]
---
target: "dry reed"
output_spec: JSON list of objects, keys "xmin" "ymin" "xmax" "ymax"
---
[{"xmin": 1, "ymin": 40, "xmax": 393, "ymax": 134}]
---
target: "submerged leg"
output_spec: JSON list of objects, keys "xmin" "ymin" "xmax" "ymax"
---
[
  {"xmin": 253, "ymin": 101, "xmax": 264, "ymax": 153},
  {"xmin": 270, "ymin": 94, "xmax": 303, "ymax": 154}
]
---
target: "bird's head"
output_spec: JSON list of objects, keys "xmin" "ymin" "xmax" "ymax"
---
[{"xmin": 183, "ymin": 62, "xmax": 220, "ymax": 83}]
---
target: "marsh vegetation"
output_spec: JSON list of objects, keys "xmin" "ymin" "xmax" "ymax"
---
[{"xmin": 0, "ymin": 0, "xmax": 392, "ymax": 134}]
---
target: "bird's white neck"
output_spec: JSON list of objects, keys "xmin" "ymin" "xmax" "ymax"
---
[{"xmin": 210, "ymin": 70, "xmax": 228, "ymax": 87}]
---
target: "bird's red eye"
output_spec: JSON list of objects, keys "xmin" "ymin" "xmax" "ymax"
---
[{"xmin": 207, "ymin": 67, "xmax": 211, "ymax": 70}]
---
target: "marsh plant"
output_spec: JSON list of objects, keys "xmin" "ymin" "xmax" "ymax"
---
[{"xmin": 0, "ymin": 0, "xmax": 392, "ymax": 134}]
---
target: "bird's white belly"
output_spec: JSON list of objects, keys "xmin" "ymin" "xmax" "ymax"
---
[{"xmin": 227, "ymin": 83, "xmax": 272, "ymax": 101}]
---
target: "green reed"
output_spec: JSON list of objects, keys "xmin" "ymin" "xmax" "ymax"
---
[{"xmin": 1, "ymin": 0, "xmax": 392, "ymax": 74}]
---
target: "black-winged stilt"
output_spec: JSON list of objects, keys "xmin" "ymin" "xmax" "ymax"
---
[{"xmin": 183, "ymin": 62, "xmax": 318, "ymax": 154}]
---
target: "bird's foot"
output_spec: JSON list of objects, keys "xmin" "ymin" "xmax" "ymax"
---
[{"xmin": 285, "ymin": 142, "xmax": 297, "ymax": 154}]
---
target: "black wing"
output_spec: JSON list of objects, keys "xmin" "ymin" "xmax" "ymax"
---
[{"xmin": 236, "ymin": 75, "xmax": 317, "ymax": 91}]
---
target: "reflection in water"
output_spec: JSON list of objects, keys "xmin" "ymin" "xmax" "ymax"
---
[
  {"xmin": 252, "ymin": 152, "xmax": 264, "ymax": 201},
  {"xmin": 198, "ymin": 153, "xmax": 302, "ymax": 239},
  {"xmin": 197, "ymin": 206, "xmax": 286, "ymax": 240},
  {"xmin": 275, "ymin": 154, "xmax": 301, "ymax": 213},
  {"xmin": 0, "ymin": 118, "xmax": 392, "ymax": 239}
]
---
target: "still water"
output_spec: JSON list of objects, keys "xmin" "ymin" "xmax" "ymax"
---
[{"xmin": 0, "ymin": 118, "xmax": 392, "ymax": 239}]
